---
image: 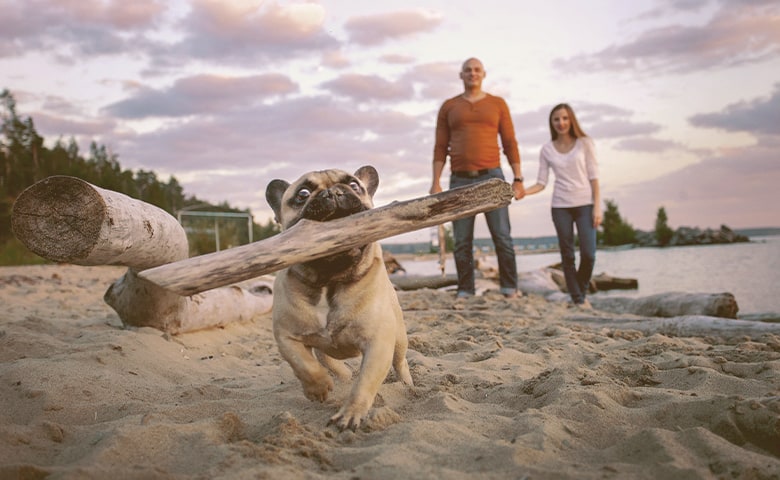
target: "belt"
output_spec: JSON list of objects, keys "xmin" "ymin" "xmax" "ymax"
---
[{"xmin": 452, "ymin": 169, "xmax": 490, "ymax": 178}]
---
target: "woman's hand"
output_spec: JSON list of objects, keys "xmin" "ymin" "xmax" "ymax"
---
[{"xmin": 593, "ymin": 205, "xmax": 602, "ymax": 228}]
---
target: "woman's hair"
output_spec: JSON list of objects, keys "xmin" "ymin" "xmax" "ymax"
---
[{"xmin": 549, "ymin": 103, "xmax": 588, "ymax": 140}]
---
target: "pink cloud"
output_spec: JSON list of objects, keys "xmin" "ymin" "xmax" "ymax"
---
[
  {"xmin": 555, "ymin": 2, "xmax": 780, "ymax": 73},
  {"xmin": 344, "ymin": 10, "xmax": 442, "ymax": 46},
  {"xmin": 321, "ymin": 74, "xmax": 413, "ymax": 102}
]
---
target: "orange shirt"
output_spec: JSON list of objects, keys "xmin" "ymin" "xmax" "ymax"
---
[{"xmin": 433, "ymin": 94, "xmax": 520, "ymax": 172}]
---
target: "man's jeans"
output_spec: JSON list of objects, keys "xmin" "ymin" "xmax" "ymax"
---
[
  {"xmin": 551, "ymin": 205, "xmax": 596, "ymax": 304},
  {"xmin": 450, "ymin": 169, "xmax": 518, "ymax": 296}
]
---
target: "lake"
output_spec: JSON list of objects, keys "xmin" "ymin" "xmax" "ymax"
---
[{"xmin": 398, "ymin": 235, "xmax": 780, "ymax": 316}]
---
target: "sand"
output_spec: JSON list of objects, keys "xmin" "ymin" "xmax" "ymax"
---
[{"xmin": 1, "ymin": 264, "xmax": 779, "ymax": 479}]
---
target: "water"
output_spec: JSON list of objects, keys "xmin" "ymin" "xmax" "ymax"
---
[{"xmin": 399, "ymin": 235, "xmax": 780, "ymax": 316}]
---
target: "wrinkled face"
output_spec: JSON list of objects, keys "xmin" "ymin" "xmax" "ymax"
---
[{"xmin": 266, "ymin": 166, "xmax": 379, "ymax": 230}]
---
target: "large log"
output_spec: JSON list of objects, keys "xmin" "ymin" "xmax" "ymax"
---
[
  {"xmin": 590, "ymin": 292, "xmax": 739, "ymax": 319},
  {"xmin": 11, "ymin": 176, "xmax": 272, "ymax": 333},
  {"xmin": 11, "ymin": 175, "xmax": 188, "ymax": 270},
  {"xmin": 139, "ymin": 179, "xmax": 513, "ymax": 296}
]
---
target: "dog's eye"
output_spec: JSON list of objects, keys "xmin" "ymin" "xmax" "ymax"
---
[
  {"xmin": 348, "ymin": 181, "xmax": 362, "ymax": 192},
  {"xmin": 295, "ymin": 188, "xmax": 311, "ymax": 203}
]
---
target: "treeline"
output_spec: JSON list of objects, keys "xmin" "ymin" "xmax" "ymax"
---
[
  {"xmin": 0, "ymin": 89, "xmax": 279, "ymax": 262},
  {"xmin": 600, "ymin": 199, "xmax": 748, "ymax": 247}
]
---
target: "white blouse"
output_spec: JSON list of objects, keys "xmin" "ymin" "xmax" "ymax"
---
[{"xmin": 536, "ymin": 137, "xmax": 599, "ymax": 208}]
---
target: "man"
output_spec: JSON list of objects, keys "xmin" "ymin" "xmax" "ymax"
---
[{"xmin": 430, "ymin": 57, "xmax": 525, "ymax": 298}]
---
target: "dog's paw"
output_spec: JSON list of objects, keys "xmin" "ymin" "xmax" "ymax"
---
[
  {"xmin": 302, "ymin": 375, "xmax": 334, "ymax": 402},
  {"xmin": 327, "ymin": 401, "xmax": 371, "ymax": 431}
]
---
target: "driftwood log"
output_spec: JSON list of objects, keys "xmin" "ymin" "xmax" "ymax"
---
[
  {"xmin": 139, "ymin": 179, "xmax": 513, "ymax": 296},
  {"xmin": 589, "ymin": 292, "xmax": 739, "ymax": 319},
  {"xmin": 11, "ymin": 176, "xmax": 272, "ymax": 334},
  {"xmin": 390, "ymin": 273, "xmax": 459, "ymax": 291},
  {"xmin": 567, "ymin": 314, "xmax": 780, "ymax": 337}
]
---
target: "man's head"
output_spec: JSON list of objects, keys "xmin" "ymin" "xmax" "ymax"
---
[{"xmin": 459, "ymin": 57, "xmax": 485, "ymax": 91}]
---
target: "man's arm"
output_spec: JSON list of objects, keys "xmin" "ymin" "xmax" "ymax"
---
[
  {"xmin": 431, "ymin": 103, "xmax": 450, "ymax": 194},
  {"xmin": 497, "ymin": 98, "xmax": 525, "ymax": 200}
]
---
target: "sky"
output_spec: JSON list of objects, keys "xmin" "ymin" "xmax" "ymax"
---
[{"xmin": 1, "ymin": 0, "xmax": 779, "ymax": 243}]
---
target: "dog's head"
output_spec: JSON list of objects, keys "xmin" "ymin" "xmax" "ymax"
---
[{"xmin": 266, "ymin": 165, "xmax": 379, "ymax": 230}]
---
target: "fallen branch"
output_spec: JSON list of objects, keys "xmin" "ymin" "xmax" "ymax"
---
[{"xmin": 139, "ymin": 179, "xmax": 513, "ymax": 296}]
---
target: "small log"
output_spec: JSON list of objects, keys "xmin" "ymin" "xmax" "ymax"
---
[
  {"xmin": 139, "ymin": 179, "xmax": 513, "ymax": 296},
  {"xmin": 11, "ymin": 176, "xmax": 272, "ymax": 333},
  {"xmin": 590, "ymin": 292, "xmax": 739, "ymax": 319},
  {"xmin": 390, "ymin": 274, "xmax": 459, "ymax": 291},
  {"xmin": 592, "ymin": 273, "xmax": 638, "ymax": 291}
]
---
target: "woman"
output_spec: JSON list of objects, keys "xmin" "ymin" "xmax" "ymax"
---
[{"xmin": 525, "ymin": 103, "xmax": 601, "ymax": 307}]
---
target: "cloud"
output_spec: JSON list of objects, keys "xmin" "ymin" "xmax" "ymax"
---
[
  {"xmin": 613, "ymin": 136, "xmax": 684, "ymax": 153},
  {"xmin": 689, "ymin": 83, "xmax": 780, "ymax": 136},
  {"xmin": 0, "ymin": 0, "xmax": 165, "ymax": 58},
  {"xmin": 102, "ymin": 74, "xmax": 299, "ymax": 118},
  {"xmin": 320, "ymin": 74, "xmax": 414, "ymax": 103},
  {"xmin": 554, "ymin": 2, "xmax": 780, "ymax": 74},
  {"xmin": 566, "ymin": 103, "xmax": 662, "ymax": 139},
  {"xmin": 611, "ymin": 137, "xmax": 780, "ymax": 230},
  {"xmin": 165, "ymin": 0, "xmax": 339, "ymax": 65},
  {"xmin": 344, "ymin": 10, "xmax": 442, "ymax": 46}
]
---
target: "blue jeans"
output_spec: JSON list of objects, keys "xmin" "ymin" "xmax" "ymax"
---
[
  {"xmin": 551, "ymin": 205, "xmax": 596, "ymax": 304},
  {"xmin": 450, "ymin": 169, "xmax": 518, "ymax": 296}
]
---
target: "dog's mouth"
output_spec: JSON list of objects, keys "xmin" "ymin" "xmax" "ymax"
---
[{"xmin": 301, "ymin": 185, "xmax": 368, "ymax": 222}]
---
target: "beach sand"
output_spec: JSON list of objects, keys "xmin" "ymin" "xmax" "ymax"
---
[{"xmin": 1, "ymin": 264, "xmax": 778, "ymax": 479}]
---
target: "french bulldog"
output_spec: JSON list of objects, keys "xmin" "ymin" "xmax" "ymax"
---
[{"xmin": 265, "ymin": 165, "xmax": 414, "ymax": 431}]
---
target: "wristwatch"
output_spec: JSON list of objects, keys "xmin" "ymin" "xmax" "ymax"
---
[{"xmin": 513, "ymin": 177, "xmax": 524, "ymax": 183}]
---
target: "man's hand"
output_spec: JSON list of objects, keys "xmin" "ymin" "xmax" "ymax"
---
[{"xmin": 512, "ymin": 181, "xmax": 525, "ymax": 200}]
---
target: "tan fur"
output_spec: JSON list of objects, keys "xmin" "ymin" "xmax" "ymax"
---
[{"xmin": 265, "ymin": 166, "xmax": 413, "ymax": 431}]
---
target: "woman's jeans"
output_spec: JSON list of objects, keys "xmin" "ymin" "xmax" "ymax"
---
[
  {"xmin": 551, "ymin": 205, "xmax": 596, "ymax": 304},
  {"xmin": 450, "ymin": 169, "xmax": 518, "ymax": 296}
]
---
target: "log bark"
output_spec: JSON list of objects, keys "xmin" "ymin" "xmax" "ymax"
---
[
  {"xmin": 590, "ymin": 292, "xmax": 739, "ymax": 319},
  {"xmin": 390, "ymin": 274, "xmax": 459, "ymax": 291},
  {"xmin": 12, "ymin": 175, "xmax": 189, "ymax": 270},
  {"xmin": 591, "ymin": 273, "xmax": 638, "ymax": 291},
  {"xmin": 104, "ymin": 270, "xmax": 272, "ymax": 334},
  {"xmin": 11, "ymin": 176, "xmax": 272, "ymax": 334},
  {"xmin": 566, "ymin": 314, "xmax": 780, "ymax": 337},
  {"xmin": 139, "ymin": 179, "xmax": 513, "ymax": 296}
]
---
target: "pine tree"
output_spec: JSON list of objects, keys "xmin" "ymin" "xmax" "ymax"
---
[{"xmin": 654, "ymin": 207, "xmax": 674, "ymax": 246}]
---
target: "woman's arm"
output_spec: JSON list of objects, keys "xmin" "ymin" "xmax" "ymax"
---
[
  {"xmin": 591, "ymin": 178, "xmax": 602, "ymax": 227},
  {"xmin": 523, "ymin": 183, "xmax": 546, "ymax": 195}
]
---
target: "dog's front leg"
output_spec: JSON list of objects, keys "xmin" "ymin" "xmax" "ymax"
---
[
  {"xmin": 329, "ymin": 340, "xmax": 394, "ymax": 431},
  {"xmin": 276, "ymin": 333, "xmax": 334, "ymax": 402}
]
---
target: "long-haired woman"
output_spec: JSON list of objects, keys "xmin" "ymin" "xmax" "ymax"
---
[{"xmin": 524, "ymin": 103, "xmax": 601, "ymax": 307}]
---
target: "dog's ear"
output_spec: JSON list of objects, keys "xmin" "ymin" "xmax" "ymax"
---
[
  {"xmin": 265, "ymin": 179, "xmax": 290, "ymax": 224},
  {"xmin": 354, "ymin": 165, "xmax": 379, "ymax": 197}
]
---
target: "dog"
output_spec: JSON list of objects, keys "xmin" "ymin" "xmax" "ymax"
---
[{"xmin": 265, "ymin": 165, "xmax": 414, "ymax": 431}]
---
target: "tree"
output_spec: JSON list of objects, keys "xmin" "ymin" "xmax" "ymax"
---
[
  {"xmin": 654, "ymin": 206, "xmax": 674, "ymax": 246},
  {"xmin": 601, "ymin": 199, "xmax": 636, "ymax": 246}
]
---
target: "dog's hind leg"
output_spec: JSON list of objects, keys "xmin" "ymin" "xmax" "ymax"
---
[
  {"xmin": 392, "ymin": 334, "xmax": 413, "ymax": 386},
  {"xmin": 315, "ymin": 350, "xmax": 353, "ymax": 381}
]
